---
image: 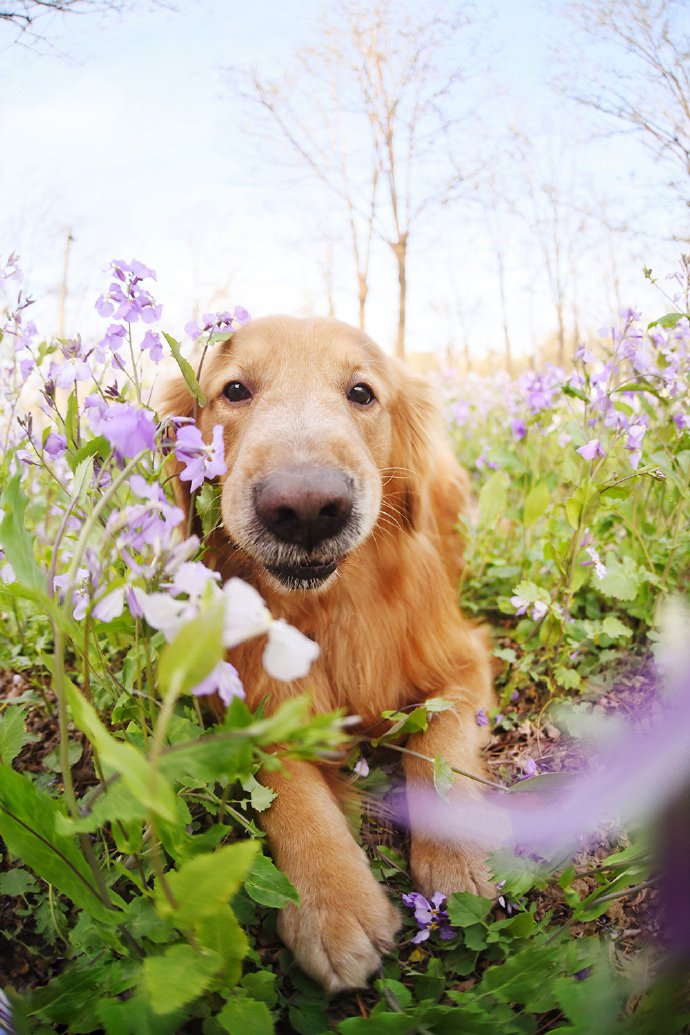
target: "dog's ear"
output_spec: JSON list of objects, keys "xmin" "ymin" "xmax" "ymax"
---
[{"xmin": 386, "ymin": 361, "xmax": 437, "ymax": 530}]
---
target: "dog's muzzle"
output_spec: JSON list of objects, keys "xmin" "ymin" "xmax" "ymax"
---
[{"xmin": 253, "ymin": 465, "xmax": 355, "ymax": 587}]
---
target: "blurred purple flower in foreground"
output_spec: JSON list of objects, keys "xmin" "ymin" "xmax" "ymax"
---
[
  {"xmin": 402, "ymin": 891, "xmax": 456, "ymax": 943},
  {"xmin": 101, "ymin": 403, "xmax": 156, "ymax": 459},
  {"xmin": 577, "ymin": 438, "xmax": 606, "ymax": 461}
]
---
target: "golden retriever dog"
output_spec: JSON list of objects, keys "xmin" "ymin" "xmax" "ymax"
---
[{"xmin": 161, "ymin": 316, "xmax": 495, "ymax": 992}]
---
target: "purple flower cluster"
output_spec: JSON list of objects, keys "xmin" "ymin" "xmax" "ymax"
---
[
  {"xmin": 185, "ymin": 306, "xmax": 251, "ymax": 341},
  {"xmin": 402, "ymin": 891, "xmax": 456, "ymax": 943},
  {"xmin": 95, "ymin": 260, "xmax": 162, "ymax": 324}
]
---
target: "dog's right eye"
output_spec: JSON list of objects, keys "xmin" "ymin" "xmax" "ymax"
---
[{"xmin": 223, "ymin": 381, "xmax": 252, "ymax": 403}]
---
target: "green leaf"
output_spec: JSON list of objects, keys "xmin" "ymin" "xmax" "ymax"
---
[
  {"xmin": 196, "ymin": 481, "xmax": 223, "ymax": 537},
  {"xmin": 242, "ymin": 774, "xmax": 276, "ymax": 812},
  {"xmin": 0, "ymin": 762, "xmax": 119, "ymax": 922},
  {"xmin": 218, "ymin": 995, "xmax": 274, "ymax": 1035},
  {"xmin": 596, "ymin": 557, "xmax": 640, "ymax": 601},
  {"xmin": 447, "ymin": 891, "xmax": 493, "ymax": 927},
  {"xmin": 478, "ymin": 471, "xmax": 508, "ymax": 529},
  {"xmin": 67, "ymin": 435, "xmax": 110, "ymax": 472},
  {"xmin": 97, "ymin": 990, "xmax": 185, "ymax": 1035},
  {"xmin": 601, "ymin": 615, "xmax": 632, "ymax": 640},
  {"xmin": 0, "ymin": 706, "xmax": 27, "ymax": 764},
  {"xmin": 69, "ymin": 455, "xmax": 94, "ymax": 506},
  {"xmin": 65, "ymin": 390, "xmax": 79, "ymax": 449},
  {"xmin": 647, "ymin": 311, "xmax": 686, "ymax": 329},
  {"xmin": 0, "ymin": 474, "xmax": 46, "ymax": 592},
  {"xmin": 157, "ymin": 840, "xmax": 259, "ymax": 927},
  {"xmin": 523, "ymin": 482, "xmax": 550, "ymax": 527},
  {"xmin": 0, "ymin": 867, "xmax": 38, "ymax": 896},
  {"xmin": 163, "ymin": 333, "xmax": 207, "ymax": 405},
  {"xmin": 157, "ymin": 596, "xmax": 226, "ymax": 700},
  {"xmin": 143, "ymin": 942, "xmax": 220, "ymax": 1014},
  {"xmin": 244, "ymin": 852, "xmax": 299, "ymax": 908},
  {"xmin": 194, "ymin": 903, "xmax": 249, "ymax": 985},
  {"xmin": 432, "ymin": 754, "xmax": 455, "ymax": 799},
  {"xmin": 66, "ymin": 682, "xmax": 177, "ymax": 823}
]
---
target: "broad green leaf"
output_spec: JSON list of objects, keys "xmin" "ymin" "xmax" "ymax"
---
[
  {"xmin": 0, "ymin": 762, "xmax": 119, "ymax": 922},
  {"xmin": 478, "ymin": 471, "xmax": 508, "ymax": 529},
  {"xmin": 97, "ymin": 990, "xmax": 185, "ymax": 1035},
  {"xmin": 157, "ymin": 596, "xmax": 226, "ymax": 700},
  {"xmin": 447, "ymin": 891, "xmax": 493, "ymax": 927},
  {"xmin": 218, "ymin": 995, "xmax": 274, "ymax": 1035},
  {"xmin": 432, "ymin": 754, "xmax": 455, "ymax": 799},
  {"xmin": 601, "ymin": 615, "xmax": 632, "ymax": 640},
  {"xmin": 0, "ymin": 474, "xmax": 46, "ymax": 592},
  {"xmin": 0, "ymin": 706, "xmax": 27, "ymax": 764},
  {"xmin": 143, "ymin": 942, "xmax": 221, "ymax": 1014},
  {"xmin": 424, "ymin": 697, "xmax": 455, "ymax": 713},
  {"xmin": 67, "ymin": 435, "xmax": 110, "ymax": 472},
  {"xmin": 65, "ymin": 389, "xmax": 79, "ymax": 449},
  {"xmin": 157, "ymin": 840, "xmax": 259, "ymax": 926},
  {"xmin": 66, "ymin": 682, "xmax": 177, "ymax": 823},
  {"xmin": 523, "ymin": 481, "xmax": 550, "ymax": 527},
  {"xmin": 163, "ymin": 332, "xmax": 207, "ymax": 405},
  {"xmin": 195, "ymin": 903, "xmax": 248, "ymax": 986},
  {"xmin": 597, "ymin": 557, "xmax": 640, "ymax": 601},
  {"xmin": 244, "ymin": 852, "xmax": 299, "ymax": 908}
]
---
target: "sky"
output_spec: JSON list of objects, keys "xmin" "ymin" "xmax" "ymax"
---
[{"xmin": 0, "ymin": 0, "xmax": 684, "ymax": 361}]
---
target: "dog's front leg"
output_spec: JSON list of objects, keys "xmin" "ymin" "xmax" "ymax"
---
[
  {"xmin": 258, "ymin": 758, "xmax": 400, "ymax": 992},
  {"xmin": 403, "ymin": 670, "xmax": 496, "ymax": 901}
]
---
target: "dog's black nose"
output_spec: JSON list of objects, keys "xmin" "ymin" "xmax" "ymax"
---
[{"xmin": 255, "ymin": 466, "xmax": 353, "ymax": 549}]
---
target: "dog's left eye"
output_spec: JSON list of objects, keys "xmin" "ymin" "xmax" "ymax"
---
[
  {"xmin": 347, "ymin": 383, "xmax": 376, "ymax": 406},
  {"xmin": 223, "ymin": 381, "xmax": 252, "ymax": 403}
]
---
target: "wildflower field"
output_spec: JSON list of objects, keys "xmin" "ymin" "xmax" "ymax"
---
[{"xmin": 0, "ymin": 254, "xmax": 689, "ymax": 1034}]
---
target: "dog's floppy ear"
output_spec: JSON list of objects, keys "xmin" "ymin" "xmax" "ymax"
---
[{"xmin": 386, "ymin": 361, "xmax": 437, "ymax": 530}]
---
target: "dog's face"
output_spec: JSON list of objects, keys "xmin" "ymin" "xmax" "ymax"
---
[{"xmin": 164, "ymin": 316, "xmax": 434, "ymax": 594}]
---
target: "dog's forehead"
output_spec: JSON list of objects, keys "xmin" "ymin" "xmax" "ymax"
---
[{"xmin": 213, "ymin": 316, "xmax": 386, "ymax": 378}]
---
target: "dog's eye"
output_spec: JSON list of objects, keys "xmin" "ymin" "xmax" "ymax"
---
[
  {"xmin": 347, "ymin": 383, "xmax": 376, "ymax": 406},
  {"xmin": 223, "ymin": 381, "xmax": 252, "ymax": 403}
]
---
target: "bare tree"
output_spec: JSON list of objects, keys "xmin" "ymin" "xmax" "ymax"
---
[
  {"xmin": 1, "ymin": 0, "xmax": 170, "ymax": 37},
  {"xmin": 561, "ymin": 0, "xmax": 690, "ymax": 229},
  {"xmin": 230, "ymin": 0, "xmax": 486, "ymax": 356}
]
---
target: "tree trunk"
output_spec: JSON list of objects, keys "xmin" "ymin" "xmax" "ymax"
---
[{"xmin": 392, "ymin": 235, "xmax": 407, "ymax": 359}]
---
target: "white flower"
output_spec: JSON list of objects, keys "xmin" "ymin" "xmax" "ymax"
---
[
  {"xmin": 530, "ymin": 600, "xmax": 548, "ymax": 620},
  {"xmin": 92, "ymin": 586, "xmax": 125, "ymax": 622},
  {"xmin": 131, "ymin": 588, "xmax": 197, "ymax": 640},
  {"xmin": 222, "ymin": 578, "xmax": 271, "ymax": 647},
  {"xmin": 170, "ymin": 561, "xmax": 220, "ymax": 598},
  {"xmin": 262, "ymin": 618, "xmax": 320, "ymax": 681}
]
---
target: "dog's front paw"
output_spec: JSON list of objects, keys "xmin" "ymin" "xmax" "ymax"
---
[
  {"xmin": 278, "ymin": 864, "xmax": 401, "ymax": 993},
  {"xmin": 410, "ymin": 836, "xmax": 495, "ymax": 901}
]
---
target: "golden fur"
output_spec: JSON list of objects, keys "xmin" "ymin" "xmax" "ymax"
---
[{"xmin": 160, "ymin": 316, "xmax": 496, "ymax": 992}]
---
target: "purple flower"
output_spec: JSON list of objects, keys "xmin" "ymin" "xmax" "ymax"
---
[
  {"xmin": 140, "ymin": 330, "xmax": 164, "ymax": 363},
  {"xmin": 55, "ymin": 357, "xmax": 92, "ymax": 389},
  {"xmin": 114, "ymin": 474, "xmax": 184, "ymax": 552},
  {"xmin": 185, "ymin": 306, "xmax": 251, "ymax": 340},
  {"xmin": 354, "ymin": 756, "xmax": 370, "ymax": 778},
  {"xmin": 475, "ymin": 708, "xmax": 489, "ymax": 727},
  {"xmin": 98, "ymin": 323, "xmax": 127, "ymax": 354},
  {"xmin": 191, "ymin": 659, "xmax": 244, "ymax": 706},
  {"xmin": 511, "ymin": 418, "xmax": 527, "ymax": 440},
  {"xmin": 43, "ymin": 432, "xmax": 67, "ymax": 460},
  {"xmin": 96, "ymin": 259, "xmax": 162, "ymax": 324},
  {"xmin": 576, "ymin": 438, "xmax": 606, "ymax": 461},
  {"xmin": 102, "ymin": 403, "xmax": 156, "ymax": 459},
  {"xmin": 174, "ymin": 424, "xmax": 226, "ymax": 492},
  {"xmin": 674, "ymin": 411, "xmax": 689, "ymax": 431},
  {"xmin": 522, "ymin": 758, "xmax": 538, "ymax": 779},
  {"xmin": 402, "ymin": 891, "xmax": 456, "ymax": 943}
]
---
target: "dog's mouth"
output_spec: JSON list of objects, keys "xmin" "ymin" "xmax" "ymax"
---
[{"xmin": 266, "ymin": 558, "xmax": 339, "ymax": 589}]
